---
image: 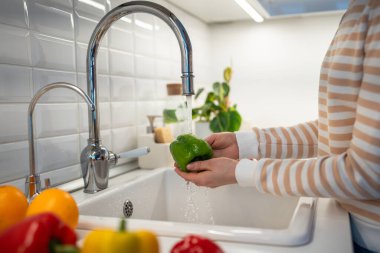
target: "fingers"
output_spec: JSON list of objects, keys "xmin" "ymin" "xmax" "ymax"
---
[
  {"xmin": 174, "ymin": 161, "xmax": 206, "ymax": 172},
  {"xmin": 174, "ymin": 167, "xmax": 200, "ymax": 182},
  {"xmin": 174, "ymin": 167, "xmax": 212, "ymax": 187},
  {"xmin": 212, "ymin": 149, "xmax": 225, "ymax": 158},
  {"xmin": 205, "ymin": 134, "xmax": 216, "ymax": 147},
  {"xmin": 174, "ymin": 157, "xmax": 238, "ymax": 188},
  {"xmin": 186, "ymin": 160, "xmax": 211, "ymax": 172}
]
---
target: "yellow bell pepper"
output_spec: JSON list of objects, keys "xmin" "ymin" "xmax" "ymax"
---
[
  {"xmin": 135, "ymin": 229, "xmax": 159, "ymax": 253},
  {"xmin": 81, "ymin": 220, "xmax": 159, "ymax": 253}
]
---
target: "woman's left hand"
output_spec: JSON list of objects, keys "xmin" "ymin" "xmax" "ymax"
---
[{"xmin": 174, "ymin": 158, "xmax": 238, "ymax": 188}]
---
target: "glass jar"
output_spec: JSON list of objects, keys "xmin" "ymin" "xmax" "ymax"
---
[{"xmin": 163, "ymin": 83, "xmax": 187, "ymax": 137}]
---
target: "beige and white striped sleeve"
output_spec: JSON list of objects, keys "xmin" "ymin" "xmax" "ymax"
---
[
  {"xmin": 235, "ymin": 6, "xmax": 380, "ymax": 202},
  {"xmin": 236, "ymin": 120, "xmax": 319, "ymax": 160},
  {"xmin": 235, "ymin": 121, "xmax": 319, "ymax": 188}
]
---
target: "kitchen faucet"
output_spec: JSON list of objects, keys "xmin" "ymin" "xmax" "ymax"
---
[
  {"xmin": 26, "ymin": 83, "xmax": 95, "ymax": 200},
  {"xmin": 81, "ymin": 1, "xmax": 194, "ymax": 193}
]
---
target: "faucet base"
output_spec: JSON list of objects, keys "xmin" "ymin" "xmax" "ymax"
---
[
  {"xmin": 81, "ymin": 143, "xmax": 111, "ymax": 193},
  {"xmin": 83, "ymin": 189, "xmax": 101, "ymax": 194},
  {"xmin": 25, "ymin": 174, "xmax": 41, "ymax": 201}
]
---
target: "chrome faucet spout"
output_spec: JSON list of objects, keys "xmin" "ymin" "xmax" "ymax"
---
[
  {"xmin": 26, "ymin": 82, "xmax": 94, "ymax": 200},
  {"xmin": 87, "ymin": 0, "xmax": 194, "ymax": 141},
  {"xmin": 82, "ymin": 1, "xmax": 193, "ymax": 193}
]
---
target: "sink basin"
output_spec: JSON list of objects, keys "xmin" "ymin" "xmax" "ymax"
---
[{"xmin": 77, "ymin": 167, "xmax": 316, "ymax": 246}]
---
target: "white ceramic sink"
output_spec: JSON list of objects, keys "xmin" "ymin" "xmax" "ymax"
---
[{"xmin": 77, "ymin": 168, "xmax": 316, "ymax": 246}]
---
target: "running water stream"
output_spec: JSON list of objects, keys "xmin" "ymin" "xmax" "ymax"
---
[
  {"xmin": 183, "ymin": 95, "xmax": 215, "ymax": 224},
  {"xmin": 185, "ymin": 95, "xmax": 192, "ymax": 134}
]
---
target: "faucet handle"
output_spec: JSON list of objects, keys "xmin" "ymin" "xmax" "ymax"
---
[
  {"xmin": 117, "ymin": 147, "xmax": 150, "ymax": 159},
  {"xmin": 108, "ymin": 147, "xmax": 150, "ymax": 168},
  {"xmin": 44, "ymin": 178, "xmax": 51, "ymax": 189}
]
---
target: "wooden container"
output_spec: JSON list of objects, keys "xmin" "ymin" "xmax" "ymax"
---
[{"xmin": 166, "ymin": 83, "xmax": 182, "ymax": 96}]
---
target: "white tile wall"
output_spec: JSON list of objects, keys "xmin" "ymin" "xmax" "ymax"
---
[
  {"xmin": 112, "ymin": 126, "xmax": 137, "ymax": 157},
  {"xmin": 33, "ymin": 69, "xmax": 77, "ymax": 102},
  {"xmin": 109, "ymin": 27, "xmax": 134, "ymax": 52},
  {"xmin": 136, "ymin": 101, "xmax": 164, "ymax": 124},
  {"xmin": 30, "ymin": 33, "xmax": 76, "ymax": 71},
  {"xmin": 28, "ymin": 0, "xmax": 74, "ymax": 40},
  {"xmin": 0, "ymin": 0, "xmax": 28, "ymax": 28},
  {"xmin": 135, "ymin": 55, "xmax": 155, "ymax": 78},
  {"xmin": 110, "ymin": 76, "xmax": 135, "ymax": 101},
  {"xmin": 34, "ymin": 103, "xmax": 79, "ymax": 138},
  {"xmin": 36, "ymin": 134, "xmax": 80, "ymax": 173},
  {"xmin": 0, "ymin": 141, "xmax": 29, "ymax": 182},
  {"xmin": 74, "ymin": 0, "xmax": 107, "ymax": 19},
  {"xmin": 0, "ymin": 24, "xmax": 31, "ymax": 66},
  {"xmin": 135, "ymin": 78, "xmax": 156, "ymax": 100},
  {"xmin": 109, "ymin": 49, "xmax": 134, "ymax": 76},
  {"xmin": 0, "ymin": 0, "xmax": 212, "ymax": 189},
  {"xmin": 0, "ymin": 104, "xmax": 29, "ymax": 143},
  {"xmin": 135, "ymin": 33, "xmax": 154, "ymax": 56},
  {"xmin": 111, "ymin": 101, "xmax": 136, "ymax": 128},
  {"xmin": 0, "ymin": 65, "xmax": 32, "ymax": 102}
]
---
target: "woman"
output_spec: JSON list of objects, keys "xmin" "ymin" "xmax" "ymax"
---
[{"xmin": 175, "ymin": 0, "xmax": 380, "ymax": 252}]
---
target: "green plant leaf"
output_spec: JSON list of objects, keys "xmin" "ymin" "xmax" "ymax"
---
[
  {"xmin": 210, "ymin": 112, "xmax": 228, "ymax": 132},
  {"xmin": 227, "ymin": 110, "xmax": 242, "ymax": 132},
  {"xmin": 200, "ymin": 103, "xmax": 213, "ymax": 121},
  {"xmin": 210, "ymin": 104, "xmax": 221, "ymax": 111},
  {"xmin": 192, "ymin": 107, "xmax": 201, "ymax": 119},
  {"xmin": 205, "ymin": 92, "xmax": 216, "ymax": 103},
  {"xmin": 210, "ymin": 111, "xmax": 242, "ymax": 133},
  {"xmin": 224, "ymin": 67, "xmax": 232, "ymax": 82},
  {"xmin": 222, "ymin": 82, "xmax": 230, "ymax": 97},
  {"xmin": 212, "ymin": 82, "xmax": 221, "ymax": 96},
  {"xmin": 163, "ymin": 109, "xmax": 178, "ymax": 123},
  {"xmin": 212, "ymin": 82, "xmax": 230, "ymax": 98},
  {"xmin": 194, "ymin": 88, "xmax": 204, "ymax": 100},
  {"xmin": 193, "ymin": 67, "xmax": 242, "ymax": 131}
]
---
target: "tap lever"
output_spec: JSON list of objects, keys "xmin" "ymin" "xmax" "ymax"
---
[
  {"xmin": 117, "ymin": 147, "xmax": 150, "ymax": 159},
  {"xmin": 44, "ymin": 178, "xmax": 51, "ymax": 189}
]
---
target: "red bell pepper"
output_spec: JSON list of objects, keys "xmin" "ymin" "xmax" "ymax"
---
[
  {"xmin": 0, "ymin": 212, "xmax": 78, "ymax": 253},
  {"xmin": 170, "ymin": 234, "xmax": 224, "ymax": 253}
]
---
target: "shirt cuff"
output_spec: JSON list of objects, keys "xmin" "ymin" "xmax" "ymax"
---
[
  {"xmin": 235, "ymin": 131, "xmax": 259, "ymax": 159},
  {"xmin": 235, "ymin": 158, "xmax": 258, "ymax": 187}
]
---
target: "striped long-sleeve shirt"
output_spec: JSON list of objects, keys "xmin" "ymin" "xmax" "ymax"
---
[{"xmin": 235, "ymin": 0, "xmax": 380, "ymax": 250}]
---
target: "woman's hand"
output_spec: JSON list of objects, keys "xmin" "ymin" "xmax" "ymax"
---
[
  {"xmin": 174, "ymin": 158, "xmax": 238, "ymax": 188},
  {"xmin": 205, "ymin": 133, "xmax": 239, "ymax": 159}
]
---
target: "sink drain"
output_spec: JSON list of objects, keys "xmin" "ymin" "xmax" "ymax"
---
[{"xmin": 123, "ymin": 199, "xmax": 133, "ymax": 218}]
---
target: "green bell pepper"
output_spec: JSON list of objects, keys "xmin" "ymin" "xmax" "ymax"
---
[{"xmin": 170, "ymin": 134, "xmax": 213, "ymax": 172}]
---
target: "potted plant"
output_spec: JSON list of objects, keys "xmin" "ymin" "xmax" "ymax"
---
[{"xmin": 192, "ymin": 67, "xmax": 242, "ymax": 138}]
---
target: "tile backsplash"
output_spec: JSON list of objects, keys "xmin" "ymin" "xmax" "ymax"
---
[{"xmin": 0, "ymin": 0, "xmax": 211, "ymax": 189}]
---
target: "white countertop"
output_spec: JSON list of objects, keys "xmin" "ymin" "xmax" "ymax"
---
[{"xmin": 72, "ymin": 167, "xmax": 353, "ymax": 253}]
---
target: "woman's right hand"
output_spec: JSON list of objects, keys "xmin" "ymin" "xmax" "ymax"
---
[{"xmin": 205, "ymin": 132, "xmax": 239, "ymax": 159}]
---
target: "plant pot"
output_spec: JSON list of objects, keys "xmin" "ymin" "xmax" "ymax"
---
[{"xmin": 194, "ymin": 122, "xmax": 212, "ymax": 139}]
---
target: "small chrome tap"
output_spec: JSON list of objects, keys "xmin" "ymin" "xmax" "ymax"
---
[
  {"xmin": 26, "ymin": 82, "xmax": 95, "ymax": 200},
  {"xmin": 81, "ymin": 1, "xmax": 194, "ymax": 193}
]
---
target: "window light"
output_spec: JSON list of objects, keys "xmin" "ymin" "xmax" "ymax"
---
[{"xmin": 234, "ymin": 0, "xmax": 264, "ymax": 23}]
